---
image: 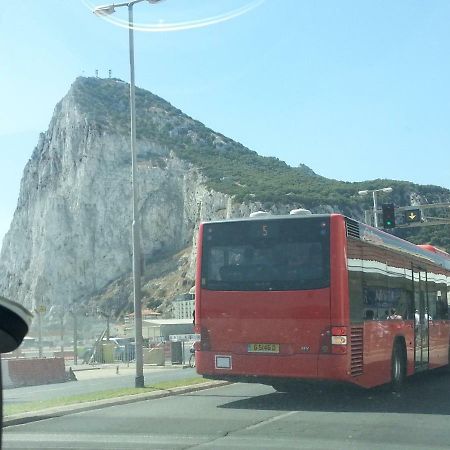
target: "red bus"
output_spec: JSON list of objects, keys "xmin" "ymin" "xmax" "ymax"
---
[{"xmin": 194, "ymin": 212, "xmax": 450, "ymax": 390}]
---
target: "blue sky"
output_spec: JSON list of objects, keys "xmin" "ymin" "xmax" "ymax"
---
[{"xmin": 1, "ymin": 0, "xmax": 450, "ymax": 242}]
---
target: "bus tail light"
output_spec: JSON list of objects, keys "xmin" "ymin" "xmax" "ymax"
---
[
  {"xmin": 332, "ymin": 345, "xmax": 347, "ymax": 354},
  {"xmin": 331, "ymin": 326, "xmax": 347, "ymax": 336},
  {"xmin": 331, "ymin": 326, "xmax": 348, "ymax": 354}
]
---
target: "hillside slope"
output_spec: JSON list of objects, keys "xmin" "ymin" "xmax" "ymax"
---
[{"xmin": 1, "ymin": 76, "xmax": 449, "ymax": 316}]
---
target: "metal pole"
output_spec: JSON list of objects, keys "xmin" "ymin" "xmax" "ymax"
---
[
  {"xmin": 106, "ymin": 314, "xmax": 110, "ymax": 341},
  {"xmin": 60, "ymin": 314, "xmax": 64, "ymax": 358},
  {"xmin": 37, "ymin": 311, "xmax": 43, "ymax": 358},
  {"xmin": 364, "ymin": 210, "xmax": 372, "ymax": 226},
  {"xmin": 372, "ymin": 191, "xmax": 379, "ymax": 228},
  {"xmin": 60, "ymin": 313, "xmax": 64, "ymax": 355},
  {"xmin": 73, "ymin": 312, "xmax": 78, "ymax": 365},
  {"xmin": 129, "ymin": 3, "xmax": 145, "ymax": 388}
]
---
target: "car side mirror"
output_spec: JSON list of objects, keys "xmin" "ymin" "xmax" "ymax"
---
[{"xmin": 0, "ymin": 296, "xmax": 33, "ymax": 353}]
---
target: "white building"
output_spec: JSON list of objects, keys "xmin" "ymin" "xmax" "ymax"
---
[{"xmin": 172, "ymin": 293, "xmax": 195, "ymax": 320}]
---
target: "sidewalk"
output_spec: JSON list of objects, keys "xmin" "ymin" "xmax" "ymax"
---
[{"xmin": 69, "ymin": 362, "xmax": 191, "ymax": 379}]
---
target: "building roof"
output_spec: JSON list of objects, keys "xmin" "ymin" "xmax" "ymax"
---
[
  {"xmin": 142, "ymin": 319, "xmax": 193, "ymax": 326},
  {"xmin": 172, "ymin": 293, "xmax": 195, "ymax": 303},
  {"xmin": 126, "ymin": 308, "xmax": 160, "ymax": 317}
]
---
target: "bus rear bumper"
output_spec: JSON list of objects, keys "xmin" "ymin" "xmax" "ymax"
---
[{"xmin": 196, "ymin": 351, "xmax": 351, "ymax": 384}]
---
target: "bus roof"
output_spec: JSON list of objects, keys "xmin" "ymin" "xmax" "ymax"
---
[
  {"xmin": 417, "ymin": 244, "xmax": 450, "ymax": 257},
  {"xmin": 201, "ymin": 213, "xmax": 333, "ymax": 225}
]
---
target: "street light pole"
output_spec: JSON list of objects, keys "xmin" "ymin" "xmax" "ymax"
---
[
  {"xmin": 37, "ymin": 310, "xmax": 43, "ymax": 358},
  {"xmin": 72, "ymin": 311, "xmax": 78, "ymax": 365},
  {"xmin": 372, "ymin": 191, "xmax": 379, "ymax": 228},
  {"xmin": 60, "ymin": 311, "xmax": 65, "ymax": 355},
  {"xmin": 94, "ymin": 0, "xmax": 164, "ymax": 388},
  {"xmin": 128, "ymin": 2, "xmax": 145, "ymax": 389}
]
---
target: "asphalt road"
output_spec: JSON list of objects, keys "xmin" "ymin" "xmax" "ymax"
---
[
  {"xmin": 3, "ymin": 365, "xmax": 197, "ymax": 404},
  {"xmin": 3, "ymin": 369, "xmax": 450, "ymax": 449}
]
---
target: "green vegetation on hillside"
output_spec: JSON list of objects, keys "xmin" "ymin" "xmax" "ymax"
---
[{"xmin": 69, "ymin": 77, "xmax": 450, "ymax": 251}]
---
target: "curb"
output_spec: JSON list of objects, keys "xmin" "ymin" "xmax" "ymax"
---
[
  {"xmin": 71, "ymin": 364, "xmax": 188, "ymax": 372},
  {"xmin": 71, "ymin": 366, "xmax": 101, "ymax": 372},
  {"xmin": 3, "ymin": 380, "xmax": 230, "ymax": 427}
]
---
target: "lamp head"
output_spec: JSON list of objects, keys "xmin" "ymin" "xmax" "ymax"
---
[{"xmin": 93, "ymin": 4, "xmax": 116, "ymax": 16}]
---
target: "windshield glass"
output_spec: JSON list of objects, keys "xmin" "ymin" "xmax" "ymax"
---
[{"xmin": 201, "ymin": 217, "xmax": 330, "ymax": 291}]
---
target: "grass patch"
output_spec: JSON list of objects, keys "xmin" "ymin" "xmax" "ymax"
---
[{"xmin": 4, "ymin": 377, "xmax": 205, "ymax": 416}]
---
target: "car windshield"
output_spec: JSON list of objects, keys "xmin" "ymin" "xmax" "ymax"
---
[{"xmin": 1, "ymin": 1, "xmax": 450, "ymax": 449}]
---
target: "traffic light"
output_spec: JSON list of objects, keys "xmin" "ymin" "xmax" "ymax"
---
[{"xmin": 382, "ymin": 203, "xmax": 396, "ymax": 229}]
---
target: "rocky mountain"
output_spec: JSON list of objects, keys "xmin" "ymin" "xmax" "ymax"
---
[{"xmin": 1, "ymin": 77, "xmax": 450, "ymax": 315}]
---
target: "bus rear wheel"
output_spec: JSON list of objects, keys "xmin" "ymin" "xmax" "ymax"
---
[{"xmin": 391, "ymin": 341, "xmax": 406, "ymax": 390}]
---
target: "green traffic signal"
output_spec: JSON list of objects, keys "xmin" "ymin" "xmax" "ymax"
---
[{"xmin": 382, "ymin": 203, "xmax": 396, "ymax": 229}]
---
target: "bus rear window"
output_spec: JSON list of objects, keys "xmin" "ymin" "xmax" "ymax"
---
[{"xmin": 201, "ymin": 217, "xmax": 330, "ymax": 291}]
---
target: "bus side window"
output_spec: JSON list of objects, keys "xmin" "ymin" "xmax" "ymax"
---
[
  {"xmin": 436, "ymin": 288, "xmax": 448, "ymax": 320},
  {"xmin": 443, "ymin": 289, "xmax": 449, "ymax": 319},
  {"xmin": 429, "ymin": 289, "xmax": 438, "ymax": 320}
]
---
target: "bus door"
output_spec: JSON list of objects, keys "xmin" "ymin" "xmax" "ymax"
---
[{"xmin": 413, "ymin": 267, "xmax": 429, "ymax": 370}]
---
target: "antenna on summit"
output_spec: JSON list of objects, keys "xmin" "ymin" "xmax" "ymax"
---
[
  {"xmin": 108, "ymin": 69, "xmax": 112, "ymax": 78},
  {"xmin": 95, "ymin": 69, "xmax": 99, "ymax": 78}
]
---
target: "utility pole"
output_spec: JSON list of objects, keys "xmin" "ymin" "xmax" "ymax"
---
[
  {"xmin": 106, "ymin": 314, "xmax": 110, "ymax": 341},
  {"xmin": 37, "ymin": 310, "xmax": 43, "ymax": 358},
  {"xmin": 73, "ymin": 311, "xmax": 78, "ymax": 365},
  {"xmin": 60, "ymin": 312, "xmax": 64, "ymax": 355},
  {"xmin": 93, "ymin": 0, "xmax": 166, "ymax": 388}
]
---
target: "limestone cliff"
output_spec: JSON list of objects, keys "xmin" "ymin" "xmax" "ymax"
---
[{"xmin": 0, "ymin": 78, "xmax": 234, "ymax": 310}]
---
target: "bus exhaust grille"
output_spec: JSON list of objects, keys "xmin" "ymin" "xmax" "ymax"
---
[
  {"xmin": 350, "ymin": 327, "xmax": 364, "ymax": 376},
  {"xmin": 346, "ymin": 219, "xmax": 360, "ymax": 239}
]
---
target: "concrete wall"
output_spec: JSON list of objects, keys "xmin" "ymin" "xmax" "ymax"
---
[
  {"xmin": 1, "ymin": 358, "xmax": 13, "ymax": 388},
  {"xmin": 143, "ymin": 348, "xmax": 165, "ymax": 365},
  {"xmin": 2, "ymin": 358, "xmax": 66, "ymax": 388}
]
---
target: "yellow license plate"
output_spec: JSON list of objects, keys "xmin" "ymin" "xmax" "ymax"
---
[{"xmin": 248, "ymin": 343, "xmax": 279, "ymax": 353}]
